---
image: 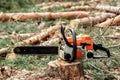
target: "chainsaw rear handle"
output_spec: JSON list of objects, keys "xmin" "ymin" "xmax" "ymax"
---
[
  {"xmin": 61, "ymin": 25, "xmax": 77, "ymax": 62},
  {"xmin": 91, "ymin": 43, "xmax": 110, "ymax": 59}
]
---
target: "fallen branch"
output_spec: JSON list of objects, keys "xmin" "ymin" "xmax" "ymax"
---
[
  {"xmin": 69, "ymin": 13, "xmax": 116, "ymax": 28},
  {"xmin": 0, "ymin": 11, "xmax": 89, "ymax": 21},
  {"xmin": 95, "ymin": 15, "xmax": 120, "ymax": 27}
]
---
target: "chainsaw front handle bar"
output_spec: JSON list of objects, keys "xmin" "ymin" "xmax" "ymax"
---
[
  {"xmin": 61, "ymin": 25, "xmax": 77, "ymax": 62},
  {"xmin": 61, "ymin": 25, "xmax": 72, "ymax": 47}
]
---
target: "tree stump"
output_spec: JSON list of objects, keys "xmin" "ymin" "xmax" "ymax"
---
[{"xmin": 42, "ymin": 58, "xmax": 84, "ymax": 80}]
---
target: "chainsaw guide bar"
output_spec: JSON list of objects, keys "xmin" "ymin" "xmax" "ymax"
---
[{"xmin": 14, "ymin": 46, "xmax": 58, "ymax": 55}]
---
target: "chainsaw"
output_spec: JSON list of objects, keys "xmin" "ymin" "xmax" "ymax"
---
[{"xmin": 14, "ymin": 25, "xmax": 110, "ymax": 62}]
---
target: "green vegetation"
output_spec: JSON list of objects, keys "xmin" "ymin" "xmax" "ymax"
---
[
  {"xmin": 0, "ymin": 55, "xmax": 57, "ymax": 72},
  {"xmin": 0, "ymin": 0, "xmax": 36, "ymax": 12}
]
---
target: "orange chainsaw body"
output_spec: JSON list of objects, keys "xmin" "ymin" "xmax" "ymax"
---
[{"xmin": 67, "ymin": 34, "xmax": 93, "ymax": 59}]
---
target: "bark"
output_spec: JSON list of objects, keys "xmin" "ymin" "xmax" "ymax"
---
[
  {"xmin": 0, "ymin": 11, "xmax": 89, "ymax": 21},
  {"xmin": 95, "ymin": 15, "xmax": 120, "ymax": 27},
  {"xmin": 41, "ymin": 58, "xmax": 84, "ymax": 80},
  {"xmin": 69, "ymin": 13, "xmax": 116, "ymax": 28}
]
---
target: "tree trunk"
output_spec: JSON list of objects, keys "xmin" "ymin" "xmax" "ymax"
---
[{"xmin": 43, "ymin": 58, "xmax": 84, "ymax": 80}]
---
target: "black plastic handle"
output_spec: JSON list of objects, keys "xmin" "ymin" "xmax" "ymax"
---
[
  {"xmin": 61, "ymin": 25, "xmax": 73, "ymax": 47},
  {"xmin": 61, "ymin": 25, "xmax": 77, "ymax": 62},
  {"xmin": 93, "ymin": 43, "xmax": 110, "ymax": 59}
]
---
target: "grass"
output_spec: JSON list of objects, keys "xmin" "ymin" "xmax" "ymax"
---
[
  {"xmin": 0, "ymin": 0, "xmax": 120, "ymax": 80},
  {"xmin": 0, "ymin": 55, "xmax": 57, "ymax": 71}
]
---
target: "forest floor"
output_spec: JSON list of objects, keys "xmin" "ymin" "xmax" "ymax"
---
[{"xmin": 0, "ymin": 0, "xmax": 120, "ymax": 80}]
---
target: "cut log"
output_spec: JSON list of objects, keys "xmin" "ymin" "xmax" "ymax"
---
[
  {"xmin": 41, "ymin": 58, "xmax": 84, "ymax": 80},
  {"xmin": 0, "ymin": 11, "xmax": 89, "ymax": 21},
  {"xmin": 69, "ymin": 13, "xmax": 116, "ymax": 28},
  {"xmin": 65, "ymin": 5, "xmax": 120, "ymax": 14},
  {"xmin": 96, "ymin": 5, "xmax": 120, "ymax": 14},
  {"xmin": 96, "ymin": 15, "xmax": 120, "ymax": 27},
  {"xmin": 15, "ymin": 22, "xmax": 63, "ymax": 46}
]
